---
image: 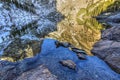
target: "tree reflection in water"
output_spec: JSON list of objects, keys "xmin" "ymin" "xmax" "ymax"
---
[{"xmin": 0, "ymin": 0, "xmax": 115, "ymax": 55}]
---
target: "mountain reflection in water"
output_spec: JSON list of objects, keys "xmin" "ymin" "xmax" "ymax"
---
[
  {"xmin": 46, "ymin": 0, "xmax": 114, "ymax": 55},
  {"xmin": 0, "ymin": 0, "xmax": 114, "ymax": 55}
]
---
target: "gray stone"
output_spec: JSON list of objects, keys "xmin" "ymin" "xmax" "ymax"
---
[
  {"xmin": 102, "ymin": 26, "xmax": 120, "ymax": 41},
  {"xmin": 55, "ymin": 41, "xmax": 71, "ymax": 48},
  {"xmin": 71, "ymin": 48, "xmax": 87, "ymax": 55},
  {"xmin": 92, "ymin": 26, "xmax": 120, "ymax": 73},
  {"xmin": 59, "ymin": 60, "xmax": 76, "ymax": 70},
  {"xmin": 77, "ymin": 53, "xmax": 86, "ymax": 60},
  {"xmin": 16, "ymin": 65, "xmax": 58, "ymax": 80}
]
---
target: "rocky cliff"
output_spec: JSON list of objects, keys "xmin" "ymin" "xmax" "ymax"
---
[
  {"xmin": 92, "ymin": 3, "xmax": 120, "ymax": 73},
  {"xmin": 92, "ymin": 26, "xmax": 120, "ymax": 73}
]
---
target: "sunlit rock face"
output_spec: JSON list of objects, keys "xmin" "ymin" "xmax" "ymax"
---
[
  {"xmin": 47, "ymin": 0, "xmax": 114, "ymax": 55},
  {"xmin": 92, "ymin": 26, "xmax": 120, "ymax": 73}
]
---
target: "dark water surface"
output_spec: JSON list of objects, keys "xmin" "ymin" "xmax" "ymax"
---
[{"xmin": 0, "ymin": 0, "xmax": 115, "ymax": 56}]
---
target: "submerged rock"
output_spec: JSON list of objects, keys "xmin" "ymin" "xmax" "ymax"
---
[
  {"xmin": 77, "ymin": 53, "xmax": 86, "ymax": 60},
  {"xmin": 0, "ymin": 39, "xmax": 120, "ymax": 80},
  {"xmin": 71, "ymin": 48, "xmax": 87, "ymax": 55},
  {"xmin": 92, "ymin": 26, "xmax": 120, "ymax": 73},
  {"xmin": 59, "ymin": 60, "xmax": 76, "ymax": 70},
  {"xmin": 55, "ymin": 40, "xmax": 87, "ymax": 60},
  {"xmin": 55, "ymin": 40, "xmax": 72, "ymax": 48}
]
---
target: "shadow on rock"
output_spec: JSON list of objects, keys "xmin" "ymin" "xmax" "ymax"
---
[{"xmin": 92, "ymin": 26, "xmax": 120, "ymax": 74}]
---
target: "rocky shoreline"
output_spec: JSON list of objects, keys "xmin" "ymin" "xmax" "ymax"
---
[
  {"xmin": 91, "ymin": 9, "xmax": 120, "ymax": 74},
  {"xmin": 0, "ymin": 39, "xmax": 120, "ymax": 80},
  {"xmin": 0, "ymin": 0, "xmax": 120, "ymax": 80}
]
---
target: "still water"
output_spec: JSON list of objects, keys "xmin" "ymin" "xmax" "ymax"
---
[
  {"xmin": 46, "ymin": 0, "xmax": 114, "ymax": 54},
  {"xmin": 0, "ymin": 0, "xmax": 114, "ymax": 56}
]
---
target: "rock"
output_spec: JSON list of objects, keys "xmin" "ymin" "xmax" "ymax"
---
[
  {"xmin": 92, "ymin": 39, "xmax": 120, "ymax": 73},
  {"xmin": 71, "ymin": 48, "xmax": 87, "ymax": 55},
  {"xmin": 0, "ymin": 39, "xmax": 120, "ymax": 80},
  {"xmin": 96, "ymin": 12, "xmax": 120, "ymax": 27},
  {"xmin": 92, "ymin": 26, "xmax": 120, "ymax": 73},
  {"xmin": 77, "ymin": 53, "xmax": 86, "ymax": 60},
  {"xmin": 1, "ymin": 38, "xmax": 43, "ymax": 61},
  {"xmin": 16, "ymin": 65, "xmax": 58, "ymax": 80},
  {"xmin": 59, "ymin": 60, "xmax": 76, "ymax": 70},
  {"xmin": 0, "ymin": 61, "xmax": 19, "ymax": 80},
  {"xmin": 55, "ymin": 41, "xmax": 71, "ymax": 48},
  {"xmin": 102, "ymin": 26, "xmax": 120, "ymax": 41}
]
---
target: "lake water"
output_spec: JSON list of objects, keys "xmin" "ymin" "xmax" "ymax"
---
[{"xmin": 0, "ymin": 0, "xmax": 115, "ymax": 56}]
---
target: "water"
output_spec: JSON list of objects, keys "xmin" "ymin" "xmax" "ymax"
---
[
  {"xmin": 0, "ymin": 0, "xmax": 115, "ymax": 57},
  {"xmin": 46, "ymin": 0, "xmax": 114, "ymax": 54}
]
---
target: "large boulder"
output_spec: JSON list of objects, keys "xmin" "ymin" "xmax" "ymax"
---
[
  {"xmin": 16, "ymin": 65, "xmax": 58, "ymax": 80},
  {"xmin": 92, "ymin": 26, "xmax": 120, "ymax": 73},
  {"xmin": 0, "ymin": 61, "xmax": 57, "ymax": 80},
  {"xmin": 0, "ymin": 39, "xmax": 120, "ymax": 80}
]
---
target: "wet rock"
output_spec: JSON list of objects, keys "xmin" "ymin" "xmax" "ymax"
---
[
  {"xmin": 55, "ymin": 41, "xmax": 87, "ymax": 60},
  {"xmin": 1, "ymin": 38, "xmax": 43, "ymax": 61},
  {"xmin": 59, "ymin": 60, "xmax": 76, "ymax": 70},
  {"xmin": 77, "ymin": 53, "xmax": 86, "ymax": 60},
  {"xmin": 0, "ymin": 39, "xmax": 120, "ymax": 80},
  {"xmin": 16, "ymin": 65, "xmax": 58, "ymax": 80},
  {"xmin": 55, "ymin": 40, "xmax": 72, "ymax": 48},
  {"xmin": 71, "ymin": 48, "xmax": 87, "ymax": 55},
  {"xmin": 92, "ymin": 40, "xmax": 120, "ymax": 73},
  {"xmin": 0, "ymin": 61, "xmax": 57, "ymax": 80},
  {"xmin": 92, "ymin": 26, "xmax": 120, "ymax": 73}
]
